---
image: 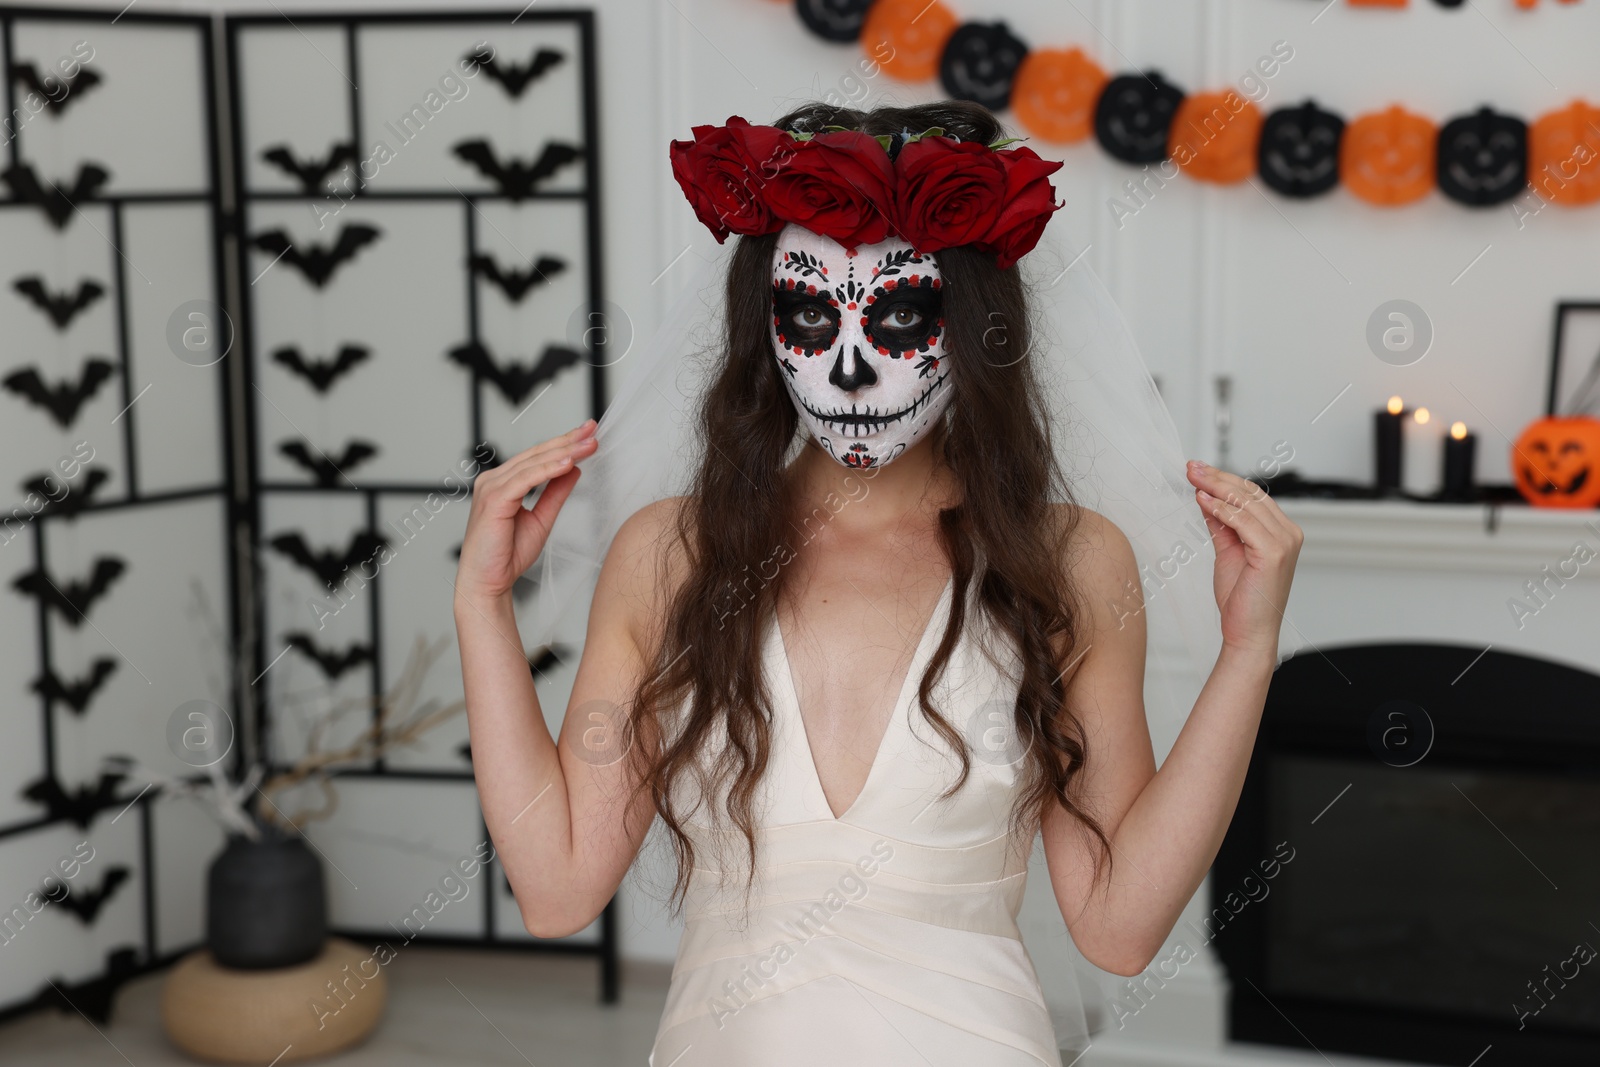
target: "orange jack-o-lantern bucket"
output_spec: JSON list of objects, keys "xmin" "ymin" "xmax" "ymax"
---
[{"xmin": 1512, "ymin": 415, "xmax": 1600, "ymax": 509}]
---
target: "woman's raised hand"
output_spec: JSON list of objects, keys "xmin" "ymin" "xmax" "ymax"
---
[
  {"xmin": 1185, "ymin": 460, "xmax": 1304, "ymax": 661},
  {"xmin": 455, "ymin": 420, "xmax": 598, "ymax": 607}
]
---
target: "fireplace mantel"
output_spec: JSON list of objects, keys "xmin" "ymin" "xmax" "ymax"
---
[{"xmin": 1278, "ymin": 499, "xmax": 1600, "ymax": 576}]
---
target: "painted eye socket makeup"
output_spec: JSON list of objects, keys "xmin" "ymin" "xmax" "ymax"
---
[
  {"xmin": 863, "ymin": 286, "xmax": 942, "ymax": 354},
  {"xmin": 772, "ymin": 284, "xmax": 840, "ymax": 353}
]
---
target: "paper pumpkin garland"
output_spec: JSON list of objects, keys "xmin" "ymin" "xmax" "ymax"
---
[
  {"xmin": 1170, "ymin": 91, "xmax": 1263, "ymax": 183},
  {"xmin": 938, "ymin": 21, "xmax": 1028, "ymax": 111},
  {"xmin": 1436, "ymin": 107, "xmax": 1528, "ymax": 206},
  {"xmin": 784, "ymin": 0, "xmax": 1600, "ymax": 211},
  {"xmin": 1094, "ymin": 71, "xmax": 1185, "ymax": 164},
  {"xmin": 1011, "ymin": 47, "xmax": 1107, "ymax": 144},
  {"xmin": 1258, "ymin": 100, "xmax": 1345, "ymax": 198},
  {"xmin": 1341, "ymin": 105, "xmax": 1437, "ymax": 206},
  {"xmin": 1528, "ymin": 99, "xmax": 1600, "ymax": 205}
]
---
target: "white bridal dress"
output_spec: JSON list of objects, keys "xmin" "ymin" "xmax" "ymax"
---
[{"xmin": 647, "ymin": 575, "xmax": 1075, "ymax": 1066}]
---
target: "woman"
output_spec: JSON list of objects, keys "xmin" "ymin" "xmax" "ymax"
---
[{"xmin": 454, "ymin": 100, "xmax": 1302, "ymax": 1066}]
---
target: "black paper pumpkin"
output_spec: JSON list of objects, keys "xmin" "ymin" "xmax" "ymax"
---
[
  {"xmin": 938, "ymin": 21, "xmax": 1028, "ymax": 111},
  {"xmin": 1093, "ymin": 71, "xmax": 1185, "ymax": 165},
  {"xmin": 1258, "ymin": 100, "xmax": 1345, "ymax": 198},
  {"xmin": 1437, "ymin": 107, "xmax": 1528, "ymax": 207},
  {"xmin": 795, "ymin": 0, "xmax": 873, "ymax": 43}
]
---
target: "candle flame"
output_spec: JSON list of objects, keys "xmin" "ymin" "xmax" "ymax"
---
[
  {"xmin": 1387, "ymin": 395, "xmax": 1403, "ymax": 415},
  {"xmin": 1451, "ymin": 421, "xmax": 1468, "ymax": 440},
  {"xmin": 1413, "ymin": 407, "xmax": 1430, "ymax": 425}
]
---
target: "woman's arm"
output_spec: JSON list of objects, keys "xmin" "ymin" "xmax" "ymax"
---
[
  {"xmin": 1041, "ymin": 461, "xmax": 1302, "ymax": 976},
  {"xmin": 454, "ymin": 421, "xmax": 672, "ymax": 937}
]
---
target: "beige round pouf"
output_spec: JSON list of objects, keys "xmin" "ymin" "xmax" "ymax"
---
[{"xmin": 161, "ymin": 937, "xmax": 387, "ymax": 1064}]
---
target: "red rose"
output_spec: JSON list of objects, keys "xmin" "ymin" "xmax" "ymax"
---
[
  {"xmin": 762, "ymin": 130, "xmax": 897, "ymax": 250},
  {"xmin": 890, "ymin": 136, "xmax": 1005, "ymax": 253},
  {"xmin": 974, "ymin": 146, "xmax": 1064, "ymax": 270},
  {"xmin": 669, "ymin": 116, "xmax": 792, "ymax": 242}
]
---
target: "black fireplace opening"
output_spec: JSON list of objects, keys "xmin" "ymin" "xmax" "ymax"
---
[{"xmin": 1214, "ymin": 643, "xmax": 1600, "ymax": 1067}]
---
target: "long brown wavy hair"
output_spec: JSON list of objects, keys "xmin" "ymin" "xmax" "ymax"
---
[{"xmin": 628, "ymin": 100, "xmax": 1111, "ymax": 910}]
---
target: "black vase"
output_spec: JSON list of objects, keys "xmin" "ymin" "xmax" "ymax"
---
[{"xmin": 206, "ymin": 830, "xmax": 327, "ymax": 969}]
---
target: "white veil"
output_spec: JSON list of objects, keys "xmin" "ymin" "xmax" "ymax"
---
[{"xmin": 526, "ymin": 219, "xmax": 1221, "ymax": 1051}]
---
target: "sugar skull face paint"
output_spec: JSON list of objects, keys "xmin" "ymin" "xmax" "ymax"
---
[{"xmin": 769, "ymin": 223, "xmax": 950, "ymax": 470}]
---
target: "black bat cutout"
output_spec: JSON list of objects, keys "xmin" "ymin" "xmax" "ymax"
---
[
  {"xmin": 277, "ymin": 438, "xmax": 379, "ymax": 487},
  {"xmin": 30, "ymin": 947, "xmax": 139, "ymax": 1024},
  {"xmin": 283, "ymin": 632, "xmax": 373, "ymax": 679},
  {"xmin": 471, "ymin": 253, "xmax": 567, "ymax": 302},
  {"xmin": 2, "ymin": 358, "xmax": 116, "ymax": 429},
  {"xmin": 12, "ymin": 557, "xmax": 127, "ymax": 625},
  {"xmin": 476, "ymin": 46, "xmax": 566, "ymax": 97},
  {"xmin": 447, "ymin": 340, "xmax": 585, "ymax": 405},
  {"xmin": 11, "ymin": 63, "xmax": 103, "ymax": 115},
  {"xmin": 21, "ymin": 771, "xmax": 126, "ymax": 828},
  {"xmin": 261, "ymin": 142, "xmax": 356, "ymax": 195},
  {"xmin": 250, "ymin": 225, "xmax": 381, "ymax": 289},
  {"xmin": 21, "ymin": 466, "xmax": 111, "ymax": 519},
  {"xmin": 32, "ymin": 657, "xmax": 118, "ymax": 714},
  {"xmin": 50, "ymin": 867, "xmax": 131, "ymax": 924},
  {"xmin": 2, "ymin": 162, "xmax": 110, "ymax": 229},
  {"xmin": 271, "ymin": 344, "xmax": 370, "ymax": 393},
  {"xmin": 13, "ymin": 276, "xmax": 105, "ymax": 329},
  {"xmin": 268, "ymin": 530, "xmax": 387, "ymax": 590},
  {"xmin": 452, "ymin": 139, "xmax": 583, "ymax": 200}
]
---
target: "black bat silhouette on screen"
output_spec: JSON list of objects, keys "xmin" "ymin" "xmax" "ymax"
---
[
  {"xmin": 2, "ymin": 358, "xmax": 116, "ymax": 428},
  {"xmin": 448, "ymin": 340, "xmax": 584, "ymax": 405},
  {"xmin": 250, "ymin": 224, "xmax": 381, "ymax": 288},
  {"xmin": 272, "ymin": 344, "xmax": 370, "ymax": 393},
  {"xmin": 13, "ymin": 276, "xmax": 105, "ymax": 329},
  {"xmin": 11, "ymin": 63, "xmax": 103, "ymax": 114},
  {"xmin": 283, "ymin": 632, "xmax": 373, "ymax": 679},
  {"xmin": 12, "ymin": 557, "xmax": 126, "ymax": 624},
  {"xmin": 21, "ymin": 466, "xmax": 111, "ymax": 518},
  {"xmin": 475, "ymin": 46, "xmax": 565, "ymax": 97},
  {"xmin": 261, "ymin": 142, "xmax": 356, "ymax": 195},
  {"xmin": 21, "ymin": 771, "xmax": 126, "ymax": 828},
  {"xmin": 277, "ymin": 438, "xmax": 378, "ymax": 486},
  {"xmin": 50, "ymin": 867, "xmax": 131, "ymax": 924},
  {"xmin": 268, "ymin": 530, "xmax": 387, "ymax": 589},
  {"xmin": 471, "ymin": 253, "xmax": 567, "ymax": 302},
  {"xmin": 2, "ymin": 162, "xmax": 110, "ymax": 229},
  {"xmin": 452, "ymin": 139, "xmax": 583, "ymax": 200},
  {"xmin": 32, "ymin": 658, "xmax": 118, "ymax": 713},
  {"xmin": 30, "ymin": 947, "xmax": 139, "ymax": 1024}
]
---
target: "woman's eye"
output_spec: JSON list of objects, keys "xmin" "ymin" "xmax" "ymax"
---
[
  {"xmin": 796, "ymin": 308, "xmax": 826, "ymax": 327},
  {"xmin": 887, "ymin": 307, "xmax": 923, "ymax": 329}
]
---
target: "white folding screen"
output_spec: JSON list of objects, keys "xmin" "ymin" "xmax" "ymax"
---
[{"xmin": 0, "ymin": 6, "xmax": 616, "ymax": 1021}]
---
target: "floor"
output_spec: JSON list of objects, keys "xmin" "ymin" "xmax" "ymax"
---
[{"xmin": 0, "ymin": 948, "xmax": 669, "ymax": 1066}]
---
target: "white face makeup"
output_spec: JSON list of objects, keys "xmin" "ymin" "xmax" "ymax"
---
[{"xmin": 769, "ymin": 223, "xmax": 951, "ymax": 470}]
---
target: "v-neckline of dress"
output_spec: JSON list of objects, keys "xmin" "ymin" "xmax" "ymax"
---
[{"xmin": 771, "ymin": 576, "xmax": 955, "ymax": 823}]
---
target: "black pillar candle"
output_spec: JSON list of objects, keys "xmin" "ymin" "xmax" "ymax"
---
[
  {"xmin": 1375, "ymin": 396, "xmax": 1404, "ymax": 493},
  {"xmin": 1442, "ymin": 421, "xmax": 1476, "ymax": 500}
]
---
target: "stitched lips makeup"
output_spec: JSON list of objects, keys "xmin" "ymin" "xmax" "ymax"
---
[{"xmin": 768, "ymin": 223, "xmax": 952, "ymax": 470}]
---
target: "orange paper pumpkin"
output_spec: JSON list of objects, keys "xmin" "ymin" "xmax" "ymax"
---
[
  {"xmin": 860, "ymin": 0, "xmax": 960, "ymax": 83},
  {"xmin": 1528, "ymin": 100, "xmax": 1600, "ymax": 206},
  {"xmin": 1512, "ymin": 416, "xmax": 1600, "ymax": 509},
  {"xmin": 1012, "ymin": 47, "xmax": 1109, "ymax": 144},
  {"xmin": 1342, "ymin": 106, "xmax": 1436, "ymax": 207},
  {"xmin": 1168, "ymin": 92, "xmax": 1262, "ymax": 183}
]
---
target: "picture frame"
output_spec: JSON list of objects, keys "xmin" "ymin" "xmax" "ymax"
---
[{"xmin": 1546, "ymin": 300, "xmax": 1600, "ymax": 417}]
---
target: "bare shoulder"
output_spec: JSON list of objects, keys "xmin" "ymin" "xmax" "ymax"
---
[
  {"xmin": 1050, "ymin": 502, "xmax": 1138, "ymax": 597},
  {"xmin": 595, "ymin": 496, "xmax": 695, "ymax": 648}
]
